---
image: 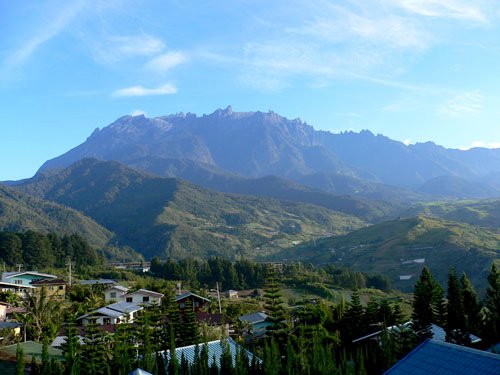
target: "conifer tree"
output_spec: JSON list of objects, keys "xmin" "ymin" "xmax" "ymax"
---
[
  {"xmin": 263, "ymin": 266, "xmax": 287, "ymax": 344},
  {"xmin": 41, "ymin": 335, "xmax": 51, "ymax": 375},
  {"xmin": 16, "ymin": 343, "xmax": 25, "ymax": 375},
  {"xmin": 460, "ymin": 273, "xmax": 480, "ymax": 334},
  {"xmin": 61, "ymin": 316, "xmax": 80, "ymax": 375},
  {"xmin": 445, "ymin": 268, "xmax": 468, "ymax": 345},
  {"xmin": 219, "ymin": 339, "xmax": 233, "ymax": 375},
  {"xmin": 344, "ymin": 289, "xmax": 366, "ymax": 341},
  {"xmin": 180, "ymin": 300, "xmax": 199, "ymax": 346},
  {"xmin": 484, "ymin": 263, "xmax": 500, "ymax": 343},
  {"xmin": 411, "ymin": 267, "xmax": 436, "ymax": 338},
  {"xmin": 168, "ymin": 325, "xmax": 179, "ymax": 375}
]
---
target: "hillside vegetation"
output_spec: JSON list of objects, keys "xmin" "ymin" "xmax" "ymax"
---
[
  {"xmin": 16, "ymin": 159, "xmax": 365, "ymax": 259},
  {"xmin": 272, "ymin": 216, "xmax": 500, "ymax": 290},
  {"xmin": 0, "ymin": 184, "xmax": 112, "ymax": 247}
]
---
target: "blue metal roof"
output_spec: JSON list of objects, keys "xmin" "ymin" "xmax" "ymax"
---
[
  {"xmin": 128, "ymin": 369, "xmax": 153, "ymax": 375},
  {"xmin": 161, "ymin": 338, "xmax": 258, "ymax": 367},
  {"xmin": 385, "ymin": 339, "xmax": 500, "ymax": 374},
  {"xmin": 239, "ymin": 312, "xmax": 268, "ymax": 325}
]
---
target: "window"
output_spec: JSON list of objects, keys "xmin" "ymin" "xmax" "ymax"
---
[
  {"xmin": 49, "ymin": 286, "xmax": 54, "ymax": 291},
  {"xmin": 103, "ymin": 318, "xmax": 111, "ymax": 325},
  {"xmin": 110, "ymin": 292, "xmax": 116, "ymax": 299},
  {"xmin": 14, "ymin": 280, "xmax": 22, "ymax": 285},
  {"xmin": 142, "ymin": 296, "xmax": 149, "ymax": 302},
  {"xmin": 59, "ymin": 285, "xmax": 64, "ymax": 290},
  {"xmin": 126, "ymin": 297, "xmax": 133, "ymax": 303}
]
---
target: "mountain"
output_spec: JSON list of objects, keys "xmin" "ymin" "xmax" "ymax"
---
[
  {"xmin": 35, "ymin": 107, "xmax": 500, "ymax": 198},
  {"xmin": 271, "ymin": 216, "xmax": 500, "ymax": 290},
  {"xmin": 0, "ymin": 184, "xmax": 112, "ymax": 247},
  {"xmin": 16, "ymin": 159, "xmax": 366, "ymax": 260}
]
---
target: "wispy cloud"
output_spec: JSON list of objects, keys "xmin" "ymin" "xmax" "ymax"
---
[
  {"xmin": 90, "ymin": 34, "xmax": 165, "ymax": 64},
  {"xmin": 460, "ymin": 140, "xmax": 500, "ymax": 150},
  {"xmin": 112, "ymin": 83, "xmax": 177, "ymax": 97},
  {"xmin": 145, "ymin": 51, "xmax": 187, "ymax": 73},
  {"xmin": 391, "ymin": 0, "xmax": 487, "ymax": 22},
  {"xmin": 2, "ymin": 1, "xmax": 86, "ymax": 76},
  {"xmin": 438, "ymin": 91, "xmax": 483, "ymax": 116}
]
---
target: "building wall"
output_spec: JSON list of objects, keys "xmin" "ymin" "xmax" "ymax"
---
[{"xmin": 123, "ymin": 293, "xmax": 162, "ymax": 306}]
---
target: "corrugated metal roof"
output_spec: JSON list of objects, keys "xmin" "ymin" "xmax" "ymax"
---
[
  {"xmin": 175, "ymin": 292, "xmax": 210, "ymax": 303},
  {"xmin": 107, "ymin": 285, "xmax": 129, "ymax": 292},
  {"xmin": 50, "ymin": 335, "xmax": 84, "ymax": 348},
  {"xmin": 239, "ymin": 312, "xmax": 268, "ymax": 325},
  {"xmin": 161, "ymin": 339, "xmax": 258, "ymax": 367},
  {"xmin": 385, "ymin": 339, "xmax": 500, "ymax": 374}
]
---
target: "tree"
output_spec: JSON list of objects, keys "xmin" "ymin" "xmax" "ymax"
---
[
  {"xmin": 61, "ymin": 316, "xmax": 80, "ymax": 375},
  {"xmin": 180, "ymin": 300, "xmax": 199, "ymax": 346},
  {"xmin": 411, "ymin": 267, "xmax": 436, "ymax": 338},
  {"xmin": 263, "ymin": 266, "xmax": 288, "ymax": 344},
  {"xmin": 17, "ymin": 287, "xmax": 62, "ymax": 342},
  {"xmin": 445, "ymin": 268, "xmax": 468, "ymax": 345},
  {"xmin": 460, "ymin": 273, "xmax": 480, "ymax": 335},
  {"xmin": 344, "ymin": 289, "xmax": 366, "ymax": 341},
  {"xmin": 16, "ymin": 342, "xmax": 25, "ymax": 375},
  {"xmin": 484, "ymin": 263, "xmax": 500, "ymax": 344}
]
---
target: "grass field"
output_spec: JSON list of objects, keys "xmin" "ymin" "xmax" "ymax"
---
[{"xmin": 0, "ymin": 341, "xmax": 62, "ymax": 362}]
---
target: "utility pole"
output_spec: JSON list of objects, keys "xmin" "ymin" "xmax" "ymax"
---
[
  {"xmin": 67, "ymin": 259, "xmax": 72, "ymax": 287},
  {"xmin": 216, "ymin": 282, "xmax": 222, "ymax": 314}
]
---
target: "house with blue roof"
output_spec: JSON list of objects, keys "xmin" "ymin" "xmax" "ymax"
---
[
  {"xmin": 239, "ymin": 312, "xmax": 273, "ymax": 337},
  {"xmin": 385, "ymin": 339, "xmax": 500, "ymax": 374},
  {"xmin": 1, "ymin": 271, "xmax": 57, "ymax": 287}
]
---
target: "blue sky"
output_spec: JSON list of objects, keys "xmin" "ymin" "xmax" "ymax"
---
[{"xmin": 1, "ymin": 0, "xmax": 500, "ymax": 180}]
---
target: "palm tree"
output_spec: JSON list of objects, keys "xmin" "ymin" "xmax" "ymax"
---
[{"xmin": 16, "ymin": 287, "xmax": 63, "ymax": 342}]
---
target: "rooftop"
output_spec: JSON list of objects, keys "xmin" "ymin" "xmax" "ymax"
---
[
  {"xmin": 175, "ymin": 292, "xmax": 210, "ymax": 303},
  {"xmin": 239, "ymin": 312, "xmax": 269, "ymax": 325},
  {"xmin": 385, "ymin": 339, "xmax": 500, "ymax": 374}
]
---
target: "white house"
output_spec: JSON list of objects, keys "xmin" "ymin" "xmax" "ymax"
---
[
  {"xmin": 104, "ymin": 285, "xmax": 129, "ymax": 302},
  {"xmin": 122, "ymin": 289, "xmax": 164, "ymax": 306},
  {"xmin": 78, "ymin": 301, "xmax": 143, "ymax": 326}
]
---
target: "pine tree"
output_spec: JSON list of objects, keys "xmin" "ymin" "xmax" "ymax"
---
[
  {"xmin": 344, "ymin": 289, "xmax": 366, "ymax": 341},
  {"xmin": 411, "ymin": 267, "xmax": 436, "ymax": 338},
  {"xmin": 445, "ymin": 268, "xmax": 468, "ymax": 345},
  {"xmin": 263, "ymin": 266, "xmax": 287, "ymax": 345},
  {"xmin": 168, "ymin": 325, "xmax": 179, "ymax": 375},
  {"xmin": 16, "ymin": 343, "xmax": 25, "ymax": 375},
  {"xmin": 180, "ymin": 300, "xmax": 199, "ymax": 346},
  {"xmin": 484, "ymin": 263, "xmax": 500, "ymax": 344},
  {"xmin": 41, "ymin": 335, "xmax": 51, "ymax": 375},
  {"xmin": 61, "ymin": 316, "xmax": 80, "ymax": 375},
  {"xmin": 460, "ymin": 273, "xmax": 480, "ymax": 335}
]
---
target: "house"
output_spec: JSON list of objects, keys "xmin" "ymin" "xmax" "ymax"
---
[
  {"xmin": 0, "ymin": 322, "xmax": 23, "ymax": 337},
  {"xmin": 122, "ymin": 289, "xmax": 164, "ymax": 306},
  {"xmin": 175, "ymin": 292, "xmax": 210, "ymax": 312},
  {"xmin": 384, "ymin": 339, "xmax": 500, "ymax": 374},
  {"xmin": 226, "ymin": 290, "xmax": 239, "ymax": 300},
  {"xmin": 128, "ymin": 369, "xmax": 153, "ymax": 375},
  {"xmin": 0, "ymin": 302, "xmax": 11, "ymax": 320},
  {"xmin": 1, "ymin": 271, "xmax": 57, "ymax": 287},
  {"xmin": 239, "ymin": 312, "xmax": 272, "ymax": 336},
  {"xmin": 78, "ymin": 301, "xmax": 143, "ymax": 326},
  {"xmin": 0, "ymin": 281, "xmax": 35, "ymax": 296},
  {"xmin": 31, "ymin": 278, "xmax": 67, "ymax": 300},
  {"xmin": 104, "ymin": 285, "xmax": 129, "ymax": 302},
  {"xmin": 161, "ymin": 338, "xmax": 259, "ymax": 367}
]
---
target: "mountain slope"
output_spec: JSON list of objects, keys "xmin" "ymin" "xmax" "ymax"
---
[
  {"xmin": 36, "ymin": 108, "xmax": 500, "ymax": 197},
  {"xmin": 0, "ymin": 184, "xmax": 112, "ymax": 247},
  {"xmin": 271, "ymin": 216, "xmax": 500, "ymax": 290},
  {"xmin": 17, "ymin": 159, "xmax": 366, "ymax": 259}
]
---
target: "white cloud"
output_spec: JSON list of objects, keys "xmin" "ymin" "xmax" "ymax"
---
[
  {"xmin": 145, "ymin": 51, "xmax": 187, "ymax": 73},
  {"xmin": 391, "ymin": 0, "xmax": 487, "ymax": 22},
  {"xmin": 460, "ymin": 141, "xmax": 500, "ymax": 150},
  {"xmin": 438, "ymin": 91, "xmax": 483, "ymax": 116},
  {"xmin": 91, "ymin": 34, "xmax": 165, "ymax": 64},
  {"xmin": 112, "ymin": 83, "xmax": 177, "ymax": 97},
  {"xmin": 131, "ymin": 109, "xmax": 146, "ymax": 116}
]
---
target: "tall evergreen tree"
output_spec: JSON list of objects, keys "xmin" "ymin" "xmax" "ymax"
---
[
  {"xmin": 484, "ymin": 263, "xmax": 500, "ymax": 344},
  {"xmin": 412, "ymin": 267, "xmax": 436, "ymax": 338},
  {"xmin": 344, "ymin": 289, "xmax": 366, "ymax": 341},
  {"xmin": 16, "ymin": 342, "xmax": 25, "ymax": 375},
  {"xmin": 180, "ymin": 300, "xmax": 199, "ymax": 346},
  {"xmin": 61, "ymin": 316, "xmax": 80, "ymax": 375},
  {"xmin": 460, "ymin": 273, "xmax": 480, "ymax": 335},
  {"xmin": 445, "ymin": 268, "xmax": 469, "ymax": 345},
  {"xmin": 263, "ymin": 266, "xmax": 287, "ymax": 344}
]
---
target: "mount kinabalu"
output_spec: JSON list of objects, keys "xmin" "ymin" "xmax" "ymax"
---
[{"xmin": 37, "ymin": 107, "xmax": 500, "ymax": 198}]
